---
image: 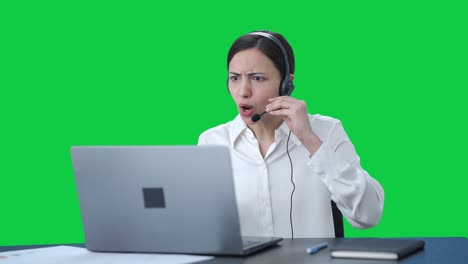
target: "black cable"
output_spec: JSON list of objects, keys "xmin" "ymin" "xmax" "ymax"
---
[{"xmin": 286, "ymin": 130, "xmax": 295, "ymax": 239}]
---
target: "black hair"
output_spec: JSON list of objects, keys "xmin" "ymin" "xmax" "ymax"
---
[{"xmin": 227, "ymin": 30, "xmax": 295, "ymax": 77}]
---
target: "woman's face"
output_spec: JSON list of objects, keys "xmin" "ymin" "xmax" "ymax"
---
[{"xmin": 228, "ymin": 48, "xmax": 282, "ymax": 125}]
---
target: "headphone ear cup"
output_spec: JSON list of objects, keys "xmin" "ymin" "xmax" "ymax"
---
[{"xmin": 280, "ymin": 78, "xmax": 295, "ymax": 96}]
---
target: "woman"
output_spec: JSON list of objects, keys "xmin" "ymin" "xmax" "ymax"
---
[{"xmin": 198, "ymin": 30, "xmax": 384, "ymax": 238}]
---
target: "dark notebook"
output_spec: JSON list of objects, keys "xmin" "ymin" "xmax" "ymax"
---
[{"xmin": 331, "ymin": 238, "xmax": 425, "ymax": 260}]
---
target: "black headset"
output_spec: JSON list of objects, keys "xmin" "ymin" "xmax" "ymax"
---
[{"xmin": 228, "ymin": 32, "xmax": 295, "ymax": 97}]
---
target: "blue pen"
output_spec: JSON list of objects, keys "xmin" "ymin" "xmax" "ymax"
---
[{"xmin": 306, "ymin": 242, "xmax": 328, "ymax": 255}]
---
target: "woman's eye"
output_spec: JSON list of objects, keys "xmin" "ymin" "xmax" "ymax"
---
[
  {"xmin": 230, "ymin": 76, "xmax": 239, "ymax": 81},
  {"xmin": 253, "ymin": 76, "xmax": 265, "ymax": 81}
]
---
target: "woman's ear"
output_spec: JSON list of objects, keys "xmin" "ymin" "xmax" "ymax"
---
[{"xmin": 289, "ymin": 74, "xmax": 294, "ymax": 81}]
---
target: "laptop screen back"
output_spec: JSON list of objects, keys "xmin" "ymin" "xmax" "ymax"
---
[{"xmin": 71, "ymin": 146, "xmax": 244, "ymax": 255}]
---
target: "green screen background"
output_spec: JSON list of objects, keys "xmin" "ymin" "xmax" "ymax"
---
[{"xmin": 1, "ymin": 1, "xmax": 467, "ymax": 245}]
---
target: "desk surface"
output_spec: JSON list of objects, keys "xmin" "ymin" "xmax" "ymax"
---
[{"xmin": 1, "ymin": 237, "xmax": 467, "ymax": 264}]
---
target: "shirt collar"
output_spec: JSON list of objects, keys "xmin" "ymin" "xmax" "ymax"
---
[
  {"xmin": 277, "ymin": 121, "xmax": 302, "ymax": 146},
  {"xmin": 229, "ymin": 115, "xmax": 248, "ymax": 147},
  {"xmin": 229, "ymin": 115, "xmax": 302, "ymax": 147}
]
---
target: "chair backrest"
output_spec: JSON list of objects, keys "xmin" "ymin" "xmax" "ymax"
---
[{"xmin": 331, "ymin": 201, "xmax": 344, "ymax": 237}]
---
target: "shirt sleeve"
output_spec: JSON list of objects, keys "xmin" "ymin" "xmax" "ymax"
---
[
  {"xmin": 198, "ymin": 133, "xmax": 207, "ymax": 145},
  {"xmin": 307, "ymin": 121, "xmax": 385, "ymax": 228}
]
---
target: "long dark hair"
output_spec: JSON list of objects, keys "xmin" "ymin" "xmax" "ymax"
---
[{"xmin": 227, "ymin": 30, "xmax": 295, "ymax": 77}]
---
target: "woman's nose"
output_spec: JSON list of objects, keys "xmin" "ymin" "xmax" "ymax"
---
[{"xmin": 238, "ymin": 79, "xmax": 252, "ymax": 98}]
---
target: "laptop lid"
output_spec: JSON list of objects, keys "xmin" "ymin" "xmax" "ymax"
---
[{"xmin": 71, "ymin": 146, "xmax": 249, "ymax": 255}]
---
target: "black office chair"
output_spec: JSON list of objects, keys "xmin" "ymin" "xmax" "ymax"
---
[{"xmin": 331, "ymin": 201, "xmax": 344, "ymax": 237}]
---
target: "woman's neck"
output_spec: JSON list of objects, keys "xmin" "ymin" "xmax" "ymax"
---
[{"xmin": 248, "ymin": 115, "xmax": 283, "ymax": 158}]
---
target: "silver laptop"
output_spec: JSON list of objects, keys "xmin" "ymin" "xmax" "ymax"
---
[{"xmin": 71, "ymin": 146, "xmax": 282, "ymax": 256}]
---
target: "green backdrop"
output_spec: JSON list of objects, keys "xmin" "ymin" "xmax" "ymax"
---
[{"xmin": 1, "ymin": 1, "xmax": 467, "ymax": 246}]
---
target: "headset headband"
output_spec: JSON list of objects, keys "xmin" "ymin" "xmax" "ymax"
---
[{"xmin": 248, "ymin": 32, "xmax": 290, "ymax": 77}]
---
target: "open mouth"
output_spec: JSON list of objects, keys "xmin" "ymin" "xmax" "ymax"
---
[
  {"xmin": 241, "ymin": 105, "xmax": 253, "ymax": 111},
  {"xmin": 239, "ymin": 104, "xmax": 255, "ymax": 117}
]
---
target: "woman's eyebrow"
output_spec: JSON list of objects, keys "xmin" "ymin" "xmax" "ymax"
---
[
  {"xmin": 247, "ymin": 72, "xmax": 266, "ymax": 77},
  {"xmin": 228, "ymin": 72, "xmax": 267, "ymax": 76}
]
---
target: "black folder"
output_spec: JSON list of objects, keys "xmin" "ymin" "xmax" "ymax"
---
[{"xmin": 331, "ymin": 238, "xmax": 425, "ymax": 260}]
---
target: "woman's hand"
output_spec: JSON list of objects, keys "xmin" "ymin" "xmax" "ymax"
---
[{"xmin": 266, "ymin": 96, "xmax": 322, "ymax": 156}]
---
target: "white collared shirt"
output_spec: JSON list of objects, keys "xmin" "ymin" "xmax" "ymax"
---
[{"xmin": 198, "ymin": 114, "xmax": 384, "ymax": 238}]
